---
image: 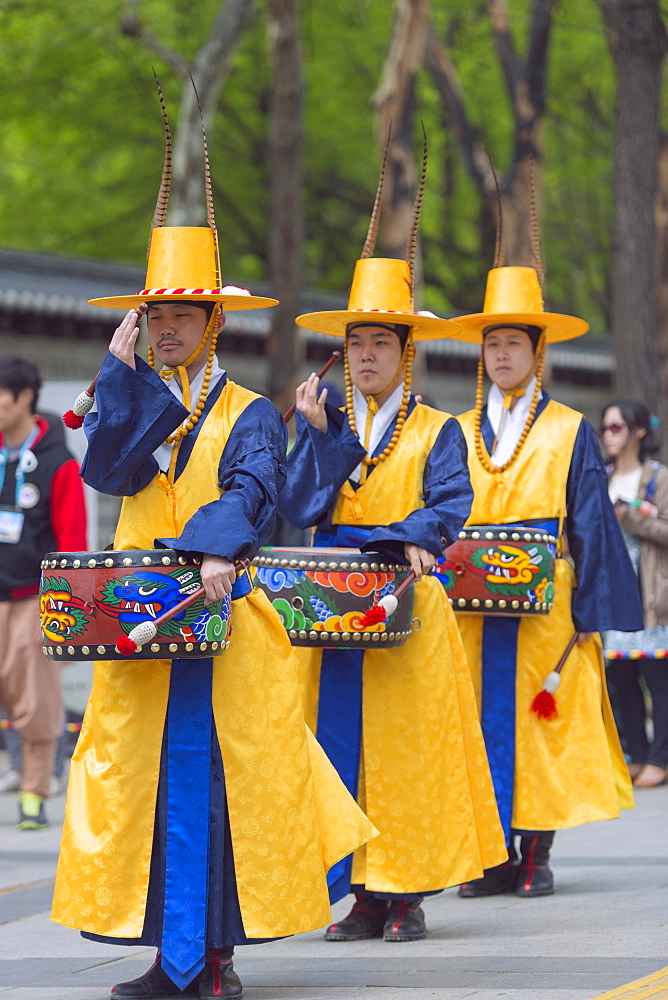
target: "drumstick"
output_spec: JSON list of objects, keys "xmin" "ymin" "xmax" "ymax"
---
[
  {"xmin": 63, "ymin": 372, "xmax": 100, "ymax": 429},
  {"xmin": 116, "ymin": 558, "xmax": 250, "ymax": 655},
  {"xmin": 282, "ymin": 351, "xmax": 342, "ymax": 422},
  {"xmin": 358, "ymin": 569, "xmax": 420, "ymax": 627},
  {"xmin": 530, "ymin": 632, "xmax": 578, "ymax": 721}
]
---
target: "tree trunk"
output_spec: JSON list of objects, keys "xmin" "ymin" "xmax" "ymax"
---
[
  {"xmin": 373, "ymin": 0, "xmax": 428, "ymax": 264},
  {"xmin": 122, "ymin": 0, "xmax": 257, "ymax": 226},
  {"xmin": 266, "ymin": 0, "xmax": 304, "ymax": 412},
  {"xmin": 424, "ymin": 0, "xmax": 555, "ymax": 275},
  {"xmin": 601, "ymin": 0, "xmax": 667, "ymax": 415}
]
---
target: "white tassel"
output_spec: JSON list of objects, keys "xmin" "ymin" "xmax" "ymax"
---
[
  {"xmin": 379, "ymin": 594, "xmax": 398, "ymax": 615},
  {"xmin": 542, "ymin": 670, "xmax": 561, "ymax": 694},
  {"xmin": 127, "ymin": 621, "xmax": 157, "ymax": 646},
  {"xmin": 72, "ymin": 391, "xmax": 96, "ymax": 417}
]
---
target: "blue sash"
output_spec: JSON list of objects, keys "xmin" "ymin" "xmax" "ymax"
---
[{"xmin": 313, "ymin": 524, "xmax": 372, "ymax": 901}]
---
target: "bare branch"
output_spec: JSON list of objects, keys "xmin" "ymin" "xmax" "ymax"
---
[
  {"xmin": 487, "ymin": 0, "xmax": 522, "ymax": 103},
  {"xmin": 121, "ymin": 2, "xmax": 189, "ymax": 77},
  {"xmin": 424, "ymin": 21, "xmax": 495, "ymax": 199}
]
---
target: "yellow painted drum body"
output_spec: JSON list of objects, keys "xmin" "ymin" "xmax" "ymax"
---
[
  {"xmin": 40, "ymin": 549, "xmax": 230, "ymax": 660},
  {"xmin": 434, "ymin": 524, "xmax": 557, "ymax": 615},
  {"xmin": 252, "ymin": 546, "xmax": 414, "ymax": 648}
]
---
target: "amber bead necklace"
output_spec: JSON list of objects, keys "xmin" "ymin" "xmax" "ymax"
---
[
  {"xmin": 147, "ymin": 307, "xmax": 221, "ymax": 445},
  {"xmin": 345, "ymin": 334, "xmax": 415, "ymax": 480},
  {"xmin": 473, "ymin": 341, "xmax": 546, "ymax": 475}
]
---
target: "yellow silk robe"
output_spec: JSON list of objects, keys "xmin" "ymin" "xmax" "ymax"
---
[
  {"xmin": 52, "ymin": 378, "xmax": 376, "ymax": 940},
  {"xmin": 456, "ymin": 399, "xmax": 633, "ymax": 831},
  {"xmin": 295, "ymin": 404, "xmax": 507, "ymax": 894}
]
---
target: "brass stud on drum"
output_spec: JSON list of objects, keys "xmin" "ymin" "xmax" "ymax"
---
[
  {"xmin": 329, "ymin": 562, "xmax": 338, "ymax": 570},
  {"xmin": 179, "ymin": 556, "xmax": 187, "ymax": 565},
  {"xmin": 289, "ymin": 559, "xmax": 298, "ymax": 567},
  {"xmin": 458, "ymin": 531, "xmax": 466, "ymax": 539},
  {"xmin": 169, "ymin": 643, "xmax": 178, "ymax": 652},
  {"xmin": 67, "ymin": 645, "xmax": 75, "ymax": 655},
  {"xmin": 123, "ymin": 558, "xmax": 132, "ymax": 566},
  {"xmin": 342, "ymin": 632, "xmax": 351, "ymax": 641},
  {"xmin": 82, "ymin": 646, "xmax": 90, "ymax": 656},
  {"xmin": 199, "ymin": 642, "xmax": 207, "ymax": 651},
  {"xmin": 56, "ymin": 647, "xmax": 63, "ymax": 655},
  {"xmin": 351, "ymin": 562, "xmax": 359, "ymax": 569},
  {"xmin": 308, "ymin": 561, "xmax": 317, "ymax": 569},
  {"xmin": 318, "ymin": 562, "xmax": 327, "ymax": 570},
  {"xmin": 353, "ymin": 633, "xmax": 361, "ymax": 641},
  {"xmin": 97, "ymin": 645, "xmax": 105, "ymax": 654},
  {"xmin": 371, "ymin": 633, "xmax": 380, "ymax": 641},
  {"xmin": 340, "ymin": 562, "xmax": 349, "ymax": 570},
  {"xmin": 186, "ymin": 643, "xmax": 194, "ymax": 651},
  {"xmin": 162, "ymin": 556, "xmax": 171, "ymax": 565},
  {"xmin": 142, "ymin": 556, "xmax": 152, "ymax": 565},
  {"xmin": 73, "ymin": 559, "xmax": 81, "ymax": 568},
  {"xmin": 51, "ymin": 559, "xmax": 57, "ymax": 568},
  {"xmin": 361, "ymin": 563, "xmax": 370, "ymax": 571},
  {"xmin": 212, "ymin": 642, "xmax": 219, "ymax": 651},
  {"xmin": 151, "ymin": 644, "xmax": 160, "ymax": 653},
  {"xmin": 511, "ymin": 532, "xmax": 520, "ymax": 541},
  {"xmin": 471, "ymin": 531, "xmax": 480, "ymax": 539},
  {"xmin": 499, "ymin": 532, "xmax": 508, "ymax": 540},
  {"xmin": 105, "ymin": 558, "xmax": 114, "ymax": 567},
  {"xmin": 511, "ymin": 600, "xmax": 519, "ymax": 609},
  {"xmin": 309, "ymin": 631, "xmax": 318, "ymax": 640},
  {"xmin": 523, "ymin": 533, "xmax": 532, "ymax": 541},
  {"xmin": 299, "ymin": 560, "xmax": 308, "ymax": 568},
  {"xmin": 457, "ymin": 598, "xmax": 466, "ymax": 607},
  {"xmin": 485, "ymin": 532, "xmax": 494, "ymax": 540},
  {"xmin": 298, "ymin": 630, "xmax": 307, "ymax": 640},
  {"xmin": 370, "ymin": 563, "xmax": 379, "ymax": 571},
  {"xmin": 498, "ymin": 600, "xmax": 507, "ymax": 609},
  {"xmin": 472, "ymin": 598, "xmax": 480, "ymax": 608},
  {"xmin": 60, "ymin": 558, "xmax": 68, "ymax": 568},
  {"xmin": 522, "ymin": 601, "xmax": 530, "ymax": 610},
  {"xmin": 280, "ymin": 559, "xmax": 288, "ymax": 567},
  {"xmin": 484, "ymin": 599, "xmax": 493, "ymax": 608}
]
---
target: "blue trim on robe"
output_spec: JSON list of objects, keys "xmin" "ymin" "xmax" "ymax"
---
[
  {"xmin": 81, "ymin": 364, "xmax": 289, "ymax": 960},
  {"xmin": 478, "ymin": 396, "xmax": 643, "ymax": 632},
  {"xmin": 470, "ymin": 396, "xmax": 643, "ymax": 843},
  {"xmin": 280, "ymin": 397, "xmax": 473, "ymax": 557}
]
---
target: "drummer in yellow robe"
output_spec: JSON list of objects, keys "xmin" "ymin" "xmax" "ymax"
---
[
  {"xmin": 50, "ymin": 95, "xmax": 376, "ymax": 1000},
  {"xmin": 278, "ymin": 149, "xmax": 507, "ymax": 943},
  {"xmin": 441, "ymin": 262, "xmax": 642, "ymax": 899}
]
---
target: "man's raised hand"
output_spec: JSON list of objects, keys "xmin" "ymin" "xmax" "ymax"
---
[
  {"xmin": 295, "ymin": 373, "xmax": 328, "ymax": 433},
  {"xmin": 109, "ymin": 305, "xmax": 147, "ymax": 369}
]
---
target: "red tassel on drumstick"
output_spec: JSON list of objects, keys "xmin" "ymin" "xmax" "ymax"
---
[
  {"xmin": 282, "ymin": 351, "xmax": 341, "ymax": 422},
  {"xmin": 530, "ymin": 632, "xmax": 578, "ymax": 721},
  {"xmin": 115, "ymin": 558, "xmax": 250, "ymax": 655}
]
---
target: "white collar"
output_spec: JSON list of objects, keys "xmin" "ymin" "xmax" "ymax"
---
[
  {"xmin": 351, "ymin": 381, "xmax": 405, "ymax": 481},
  {"xmin": 486, "ymin": 375, "xmax": 542, "ymax": 467}
]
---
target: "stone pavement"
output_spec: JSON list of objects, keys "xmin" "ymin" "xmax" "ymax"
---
[{"xmin": 1, "ymin": 748, "xmax": 667, "ymax": 1000}]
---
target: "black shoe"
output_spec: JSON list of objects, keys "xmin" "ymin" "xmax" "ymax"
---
[
  {"xmin": 458, "ymin": 860, "xmax": 518, "ymax": 897},
  {"xmin": 516, "ymin": 832, "xmax": 555, "ymax": 897},
  {"xmin": 111, "ymin": 954, "xmax": 198, "ymax": 998},
  {"xmin": 325, "ymin": 892, "xmax": 389, "ymax": 941},
  {"xmin": 383, "ymin": 898, "xmax": 426, "ymax": 941},
  {"xmin": 198, "ymin": 950, "xmax": 242, "ymax": 999}
]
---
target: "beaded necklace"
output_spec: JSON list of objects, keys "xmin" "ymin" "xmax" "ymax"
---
[
  {"xmin": 345, "ymin": 333, "xmax": 415, "ymax": 482},
  {"xmin": 473, "ymin": 340, "xmax": 546, "ymax": 475},
  {"xmin": 147, "ymin": 307, "xmax": 221, "ymax": 445}
]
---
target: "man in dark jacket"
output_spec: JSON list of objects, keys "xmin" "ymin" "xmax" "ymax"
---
[{"xmin": 0, "ymin": 356, "xmax": 87, "ymax": 829}]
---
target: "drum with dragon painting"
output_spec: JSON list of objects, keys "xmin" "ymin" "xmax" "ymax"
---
[
  {"xmin": 434, "ymin": 525, "xmax": 557, "ymax": 615},
  {"xmin": 39, "ymin": 550, "xmax": 231, "ymax": 660},
  {"xmin": 251, "ymin": 546, "xmax": 415, "ymax": 649}
]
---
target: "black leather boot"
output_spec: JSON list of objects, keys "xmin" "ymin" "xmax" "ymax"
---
[
  {"xmin": 516, "ymin": 831, "xmax": 555, "ymax": 897},
  {"xmin": 198, "ymin": 948, "xmax": 242, "ymax": 999},
  {"xmin": 458, "ymin": 840, "xmax": 518, "ymax": 897},
  {"xmin": 383, "ymin": 898, "xmax": 426, "ymax": 941},
  {"xmin": 110, "ymin": 952, "xmax": 198, "ymax": 998},
  {"xmin": 325, "ymin": 892, "xmax": 389, "ymax": 941}
]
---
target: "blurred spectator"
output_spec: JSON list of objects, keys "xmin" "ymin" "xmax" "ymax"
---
[
  {"xmin": 0, "ymin": 357, "xmax": 87, "ymax": 827},
  {"xmin": 602, "ymin": 399, "xmax": 668, "ymax": 788}
]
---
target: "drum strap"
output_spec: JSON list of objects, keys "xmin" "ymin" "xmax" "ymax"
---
[
  {"xmin": 160, "ymin": 657, "xmax": 213, "ymax": 989},
  {"xmin": 481, "ymin": 617, "xmax": 519, "ymax": 844}
]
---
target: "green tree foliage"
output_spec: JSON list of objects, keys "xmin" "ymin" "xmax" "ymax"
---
[{"xmin": 0, "ymin": 0, "xmax": 663, "ymax": 332}]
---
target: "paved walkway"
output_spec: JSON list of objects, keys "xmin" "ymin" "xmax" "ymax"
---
[{"xmin": 1, "ymin": 749, "xmax": 667, "ymax": 1000}]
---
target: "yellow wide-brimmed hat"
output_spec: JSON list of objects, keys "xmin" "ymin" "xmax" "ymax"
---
[
  {"xmin": 89, "ymin": 227, "xmax": 278, "ymax": 312},
  {"xmin": 451, "ymin": 266, "xmax": 588, "ymax": 343},
  {"xmin": 296, "ymin": 257, "xmax": 459, "ymax": 342}
]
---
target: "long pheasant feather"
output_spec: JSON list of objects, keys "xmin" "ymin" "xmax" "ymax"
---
[
  {"xmin": 189, "ymin": 71, "xmax": 221, "ymax": 286},
  {"xmin": 405, "ymin": 122, "xmax": 428, "ymax": 301},
  {"xmin": 150, "ymin": 69, "xmax": 172, "ymax": 238},
  {"xmin": 361, "ymin": 126, "xmax": 392, "ymax": 259}
]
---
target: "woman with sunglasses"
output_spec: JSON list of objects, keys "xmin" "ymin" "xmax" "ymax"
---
[{"xmin": 602, "ymin": 400, "xmax": 668, "ymax": 787}]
